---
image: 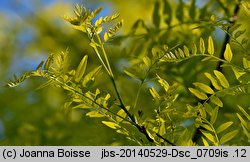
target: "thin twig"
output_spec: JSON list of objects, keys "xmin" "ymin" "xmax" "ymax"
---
[{"xmin": 156, "ymin": 133, "xmax": 176, "ymax": 146}]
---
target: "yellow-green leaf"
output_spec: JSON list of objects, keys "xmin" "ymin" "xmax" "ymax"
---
[
  {"xmin": 189, "ymin": 88, "xmax": 208, "ymax": 100},
  {"xmin": 183, "ymin": 45, "xmax": 190, "ymax": 57},
  {"xmin": 149, "ymin": 87, "xmax": 160, "ymax": 101},
  {"xmin": 210, "ymin": 96, "xmax": 223, "ymax": 107},
  {"xmin": 208, "ymin": 36, "xmax": 214, "ymax": 55},
  {"xmin": 216, "ymin": 121, "xmax": 233, "ymax": 134},
  {"xmin": 178, "ymin": 48, "xmax": 185, "ymax": 58},
  {"xmin": 231, "ymin": 66, "xmax": 246, "ymax": 79},
  {"xmin": 71, "ymin": 25, "xmax": 86, "ymax": 33},
  {"xmin": 82, "ymin": 65, "xmax": 102, "ymax": 87},
  {"xmin": 201, "ymin": 136, "xmax": 209, "ymax": 146},
  {"xmin": 201, "ymin": 123, "xmax": 214, "ymax": 132},
  {"xmin": 143, "ymin": 56, "xmax": 151, "ymax": 68},
  {"xmin": 220, "ymin": 130, "xmax": 239, "ymax": 144},
  {"xmin": 200, "ymin": 38, "xmax": 205, "ymax": 54},
  {"xmin": 210, "ymin": 106, "xmax": 219, "ymax": 125},
  {"xmin": 237, "ymin": 113, "xmax": 250, "ymax": 132},
  {"xmin": 124, "ymin": 70, "xmax": 140, "ymax": 80},
  {"xmin": 157, "ymin": 75, "xmax": 169, "ymax": 92},
  {"xmin": 214, "ymin": 70, "xmax": 229, "ymax": 88},
  {"xmin": 75, "ymin": 55, "xmax": 88, "ymax": 82},
  {"xmin": 72, "ymin": 104, "xmax": 90, "ymax": 109},
  {"xmin": 116, "ymin": 106, "xmax": 130, "ymax": 122},
  {"xmin": 238, "ymin": 105, "xmax": 250, "ymax": 121},
  {"xmin": 94, "ymin": 17, "xmax": 103, "ymax": 26},
  {"xmin": 193, "ymin": 82, "xmax": 214, "ymax": 94},
  {"xmin": 224, "ymin": 44, "xmax": 233, "ymax": 62},
  {"xmin": 243, "ymin": 58, "xmax": 250, "ymax": 69},
  {"xmin": 44, "ymin": 54, "xmax": 54, "ymax": 70},
  {"xmin": 200, "ymin": 129, "xmax": 215, "ymax": 143},
  {"xmin": 86, "ymin": 111, "xmax": 105, "ymax": 118},
  {"xmin": 104, "ymin": 32, "xmax": 109, "ymax": 42},
  {"xmin": 102, "ymin": 121, "xmax": 120, "ymax": 129}
]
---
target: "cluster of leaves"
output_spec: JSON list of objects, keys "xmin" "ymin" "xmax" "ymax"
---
[{"xmin": 7, "ymin": 0, "xmax": 250, "ymax": 146}]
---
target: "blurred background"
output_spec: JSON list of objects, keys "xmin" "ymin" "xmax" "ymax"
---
[{"xmin": 0, "ymin": 0, "xmax": 249, "ymax": 145}]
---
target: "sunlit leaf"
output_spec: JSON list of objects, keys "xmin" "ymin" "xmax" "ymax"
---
[
  {"xmin": 210, "ymin": 96, "xmax": 223, "ymax": 107},
  {"xmin": 243, "ymin": 58, "xmax": 250, "ymax": 69},
  {"xmin": 199, "ymin": 38, "xmax": 205, "ymax": 54},
  {"xmin": 102, "ymin": 121, "xmax": 121, "ymax": 129},
  {"xmin": 102, "ymin": 13, "xmax": 120, "ymax": 23},
  {"xmin": 216, "ymin": 122, "xmax": 233, "ymax": 134},
  {"xmin": 193, "ymin": 82, "xmax": 214, "ymax": 94},
  {"xmin": 157, "ymin": 75, "xmax": 170, "ymax": 92},
  {"xmin": 201, "ymin": 123, "xmax": 214, "ymax": 132},
  {"xmin": 231, "ymin": 66, "xmax": 246, "ymax": 80},
  {"xmin": 86, "ymin": 111, "xmax": 105, "ymax": 118},
  {"xmin": 116, "ymin": 106, "xmax": 130, "ymax": 122},
  {"xmin": 200, "ymin": 129, "xmax": 215, "ymax": 143},
  {"xmin": 104, "ymin": 32, "xmax": 109, "ymax": 42},
  {"xmin": 178, "ymin": 48, "xmax": 185, "ymax": 58},
  {"xmin": 201, "ymin": 136, "xmax": 209, "ymax": 146},
  {"xmin": 72, "ymin": 104, "xmax": 91, "ymax": 109},
  {"xmin": 189, "ymin": 88, "xmax": 208, "ymax": 100},
  {"xmin": 150, "ymin": 87, "xmax": 160, "ymax": 101},
  {"xmin": 214, "ymin": 70, "xmax": 229, "ymax": 88},
  {"xmin": 75, "ymin": 55, "xmax": 88, "ymax": 83},
  {"xmin": 224, "ymin": 44, "xmax": 233, "ymax": 62},
  {"xmin": 143, "ymin": 56, "xmax": 151, "ymax": 68},
  {"xmin": 237, "ymin": 113, "xmax": 250, "ymax": 132},
  {"xmin": 82, "ymin": 65, "xmax": 102, "ymax": 87},
  {"xmin": 238, "ymin": 105, "xmax": 250, "ymax": 121},
  {"xmin": 208, "ymin": 36, "xmax": 214, "ymax": 55}
]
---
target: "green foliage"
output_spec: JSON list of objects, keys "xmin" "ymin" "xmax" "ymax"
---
[{"xmin": 5, "ymin": 0, "xmax": 250, "ymax": 146}]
